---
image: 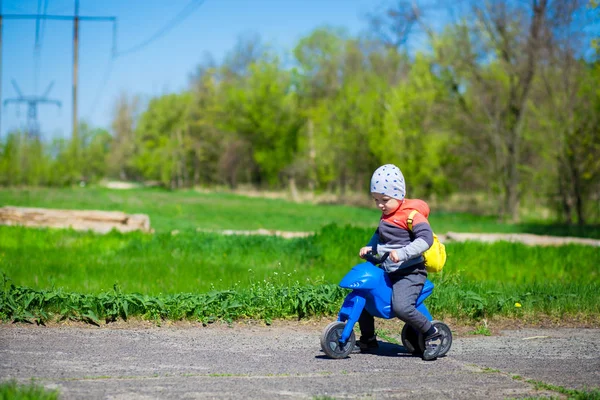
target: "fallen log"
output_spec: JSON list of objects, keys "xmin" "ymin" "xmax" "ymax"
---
[{"xmin": 0, "ymin": 206, "xmax": 151, "ymax": 234}]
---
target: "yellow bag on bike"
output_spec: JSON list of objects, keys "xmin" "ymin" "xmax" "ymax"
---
[{"xmin": 407, "ymin": 210, "xmax": 446, "ymax": 273}]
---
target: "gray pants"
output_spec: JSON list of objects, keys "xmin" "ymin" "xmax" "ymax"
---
[{"xmin": 358, "ymin": 263, "xmax": 433, "ymax": 339}]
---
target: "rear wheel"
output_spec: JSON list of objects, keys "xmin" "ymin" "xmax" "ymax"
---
[
  {"xmin": 418, "ymin": 320, "xmax": 453, "ymax": 357},
  {"xmin": 320, "ymin": 321, "xmax": 356, "ymax": 359}
]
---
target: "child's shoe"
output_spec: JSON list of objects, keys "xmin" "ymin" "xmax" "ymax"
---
[
  {"xmin": 422, "ymin": 328, "xmax": 442, "ymax": 361},
  {"xmin": 355, "ymin": 336, "xmax": 378, "ymax": 353}
]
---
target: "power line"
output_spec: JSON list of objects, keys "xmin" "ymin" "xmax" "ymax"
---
[
  {"xmin": 3, "ymin": 14, "xmax": 115, "ymax": 21},
  {"xmin": 86, "ymin": 54, "xmax": 113, "ymax": 119},
  {"xmin": 2, "ymin": 12, "xmax": 117, "ymax": 141},
  {"xmin": 40, "ymin": 0, "xmax": 49, "ymax": 47},
  {"xmin": 115, "ymin": 0, "xmax": 206, "ymax": 57},
  {"xmin": 86, "ymin": 1, "xmax": 208, "ymax": 121},
  {"xmin": 33, "ymin": 0, "xmax": 49, "ymax": 94},
  {"xmin": 2, "ymin": 1, "xmax": 208, "ymax": 138}
]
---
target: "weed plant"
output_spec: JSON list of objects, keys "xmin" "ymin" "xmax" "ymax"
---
[
  {"xmin": 2, "ymin": 270, "xmax": 598, "ymax": 326},
  {"xmin": 0, "ymin": 272, "xmax": 344, "ymax": 325},
  {"xmin": 0, "ymin": 380, "xmax": 59, "ymax": 400}
]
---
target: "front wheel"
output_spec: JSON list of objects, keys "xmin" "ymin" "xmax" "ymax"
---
[
  {"xmin": 401, "ymin": 324, "xmax": 423, "ymax": 355},
  {"xmin": 320, "ymin": 321, "xmax": 356, "ymax": 359}
]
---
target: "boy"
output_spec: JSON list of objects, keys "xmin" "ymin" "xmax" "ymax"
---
[{"xmin": 357, "ymin": 164, "xmax": 441, "ymax": 360}]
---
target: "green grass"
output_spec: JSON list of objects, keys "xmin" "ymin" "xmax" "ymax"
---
[
  {"xmin": 0, "ymin": 187, "xmax": 378, "ymax": 233},
  {"xmin": 1, "ymin": 223, "xmax": 599, "ymax": 325},
  {"xmin": 1, "ymin": 224, "xmax": 598, "ymax": 294},
  {"xmin": 429, "ymin": 279, "xmax": 600, "ymax": 319},
  {"xmin": 1, "ymin": 187, "xmax": 599, "ymax": 325},
  {"xmin": 515, "ymin": 378, "xmax": 600, "ymax": 400},
  {"xmin": 0, "ymin": 380, "xmax": 59, "ymax": 400},
  {"xmin": 1, "ymin": 187, "xmax": 599, "ymax": 237}
]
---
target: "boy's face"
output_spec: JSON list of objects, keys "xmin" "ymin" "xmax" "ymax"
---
[{"xmin": 372, "ymin": 193, "xmax": 401, "ymax": 215}]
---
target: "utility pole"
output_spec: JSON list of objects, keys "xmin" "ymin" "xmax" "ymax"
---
[
  {"xmin": 72, "ymin": 0, "xmax": 79, "ymax": 143},
  {"xmin": 4, "ymin": 79, "xmax": 61, "ymax": 139},
  {"xmin": 1, "ymin": 7, "xmax": 116, "ymax": 141}
]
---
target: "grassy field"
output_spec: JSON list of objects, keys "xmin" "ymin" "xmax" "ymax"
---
[
  {"xmin": 1, "ymin": 187, "xmax": 599, "ymax": 237},
  {"xmin": 1, "ymin": 187, "xmax": 599, "ymax": 325},
  {"xmin": 0, "ymin": 187, "xmax": 378, "ymax": 232},
  {"xmin": 1, "ymin": 224, "xmax": 599, "ymax": 294}
]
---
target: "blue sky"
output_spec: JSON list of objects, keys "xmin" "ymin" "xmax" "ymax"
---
[{"xmin": 1, "ymin": 0, "xmax": 376, "ymax": 139}]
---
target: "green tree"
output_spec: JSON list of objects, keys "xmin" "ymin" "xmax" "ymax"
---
[
  {"xmin": 303, "ymin": 39, "xmax": 377, "ymax": 195},
  {"xmin": 532, "ymin": 60, "xmax": 600, "ymax": 224},
  {"xmin": 0, "ymin": 133, "xmax": 20, "ymax": 185},
  {"xmin": 417, "ymin": 0, "xmax": 554, "ymax": 221},
  {"xmin": 0, "ymin": 132, "xmax": 70, "ymax": 186},
  {"xmin": 79, "ymin": 122, "xmax": 112, "ymax": 183},
  {"xmin": 188, "ymin": 67, "xmax": 232, "ymax": 186},
  {"xmin": 293, "ymin": 27, "xmax": 348, "ymax": 191},
  {"xmin": 48, "ymin": 137, "xmax": 83, "ymax": 186},
  {"xmin": 221, "ymin": 58, "xmax": 303, "ymax": 187},
  {"xmin": 293, "ymin": 27, "xmax": 347, "ymax": 100},
  {"xmin": 308, "ymin": 75, "xmax": 375, "ymax": 195},
  {"xmin": 134, "ymin": 93, "xmax": 192, "ymax": 188},
  {"xmin": 108, "ymin": 92, "xmax": 140, "ymax": 180},
  {"xmin": 369, "ymin": 54, "xmax": 450, "ymax": 198}
]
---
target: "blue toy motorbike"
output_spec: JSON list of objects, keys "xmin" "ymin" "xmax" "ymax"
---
[{"xmin": 320, "ymin": 252, "xmax": 452, "ymax": 359}]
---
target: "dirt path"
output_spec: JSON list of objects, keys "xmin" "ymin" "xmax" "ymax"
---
[
  {"xmin": 198, "ymin": 228, "xmax": 600, "ymax": 247},
  {"xmin": 441, "ymin": 232, "xmax": 600, "ymax": 247},
  {"xmin": 1, "ymin": 323, "xmax": 598, "ymax": 399}
]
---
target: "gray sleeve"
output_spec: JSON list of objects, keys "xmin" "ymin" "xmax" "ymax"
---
[
  {"xmin": 397, "ymin": 222, "xmax": 433, "ymax": 262},
  {"xmin": 397, "ymin": 238, "xmax": 430, "ymax": 262}
]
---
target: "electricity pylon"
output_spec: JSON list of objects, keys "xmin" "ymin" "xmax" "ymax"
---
[{"xmin": 3, "ymin": 79, "xmax": 61, "ymax": 139}]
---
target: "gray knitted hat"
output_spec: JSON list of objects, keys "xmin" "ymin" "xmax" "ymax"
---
[{"xmin": 370, "ymin": 164, "xmax": 406, "ymax": 200}]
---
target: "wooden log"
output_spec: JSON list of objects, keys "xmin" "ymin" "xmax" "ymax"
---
[{"xmin": 0, "ymin": 206, "xmax": 151, "ymax": 234}]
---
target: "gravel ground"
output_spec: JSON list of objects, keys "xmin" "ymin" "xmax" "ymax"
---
[{"xmin": 1, "ymin": 322, "xmax": 599, "ymax": 399}]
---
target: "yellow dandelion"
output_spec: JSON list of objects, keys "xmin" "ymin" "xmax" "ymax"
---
[{"xmin": 515, "ymin": 302, "xmax": 522, "ymax": 308}]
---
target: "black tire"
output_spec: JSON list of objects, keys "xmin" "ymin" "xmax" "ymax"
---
[
  {"xmin": 418, "ymin": 320, "xmax": 453, "ymax": 357},
  {"xmin": 320, "ymin": 321, "xmax": 356, "ymax": 359},
  {"xmin": 401, "ymin": 324, "xmax": 424, "ymax": 355}
]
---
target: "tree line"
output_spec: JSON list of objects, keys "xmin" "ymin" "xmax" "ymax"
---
[{"xmin": 1, "ymin": 0, "xmax": 599, "ymax": 224}]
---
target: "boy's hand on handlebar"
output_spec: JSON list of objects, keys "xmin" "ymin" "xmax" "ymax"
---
[
  {"xmin": 359, "ymin": 247, "xmax": 399, "ymax": 263},
  {"xmin": 359, "ymin": 246, "xmax": 372, "ymax": 259}
]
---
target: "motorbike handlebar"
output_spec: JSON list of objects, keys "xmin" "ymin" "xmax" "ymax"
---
[{"xmin": 363, "ymin": 251, "xmax": 389, "ymax": 266}]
